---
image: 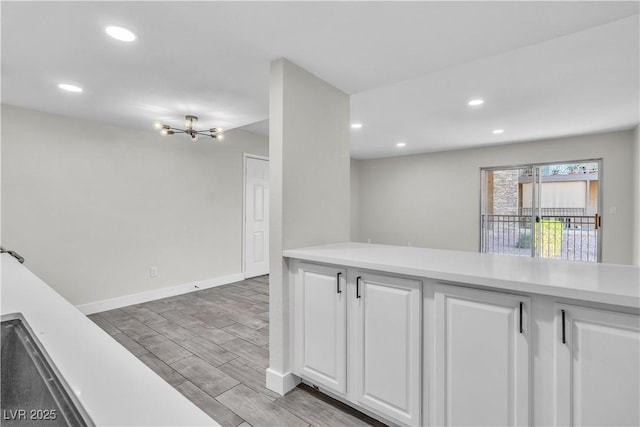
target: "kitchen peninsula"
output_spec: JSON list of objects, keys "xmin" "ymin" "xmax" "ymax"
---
[{"xmin": 284, "ymin": 242, "xmax": 639, "ymax": 427}]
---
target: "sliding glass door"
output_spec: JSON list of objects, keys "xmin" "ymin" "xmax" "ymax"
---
[{"xmin": 481, "ymin": 160, "xmax": 601, "ymax": 262}]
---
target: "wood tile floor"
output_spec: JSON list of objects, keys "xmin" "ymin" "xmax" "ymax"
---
[{"xmin": 89, "ymin": 276, "xmax": 385, "ymax": 427}]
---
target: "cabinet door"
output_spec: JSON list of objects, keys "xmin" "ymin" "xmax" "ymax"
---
[
  {"xmin": 555, "ymin": 304, "xmax": 639, "ymax": 427},
  {"xmin": 435, "ymin": 284, "xmax": 530, "ymax": 427},
  {"xmin": 349, "ymin": 271, "xmax": 422, "ymax": 426},
  {"xmin": 293, "ymin": 262, "xmax": 347, "ymax": 395}
]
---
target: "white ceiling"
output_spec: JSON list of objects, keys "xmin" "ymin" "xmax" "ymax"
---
[{"xmin": 2, "ymin": 1, "xmax": 638, "ymax": 159}]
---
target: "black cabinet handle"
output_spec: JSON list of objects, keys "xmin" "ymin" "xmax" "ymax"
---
[
  {"xmin": 336, "ymin": 272, "xmax": 342, "ymax": 294},
  {"xmin": 0, "ymin": 247, "xmax": 24, "ymax": 264},
  {"xmin": 519, "ymin": 302, "xmax": 524, "ymax": 334},
  {"xmin": 561, "ymin": 309, "xmax": 566, "ymax": 344},
  {"xmin": 356, "ymin": 276, "xmax": 362, "ymax": 299}
]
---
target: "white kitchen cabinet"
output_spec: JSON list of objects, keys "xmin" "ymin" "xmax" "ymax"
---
[
  {"xmin": 554, "ymin": 304, "xmax": 640, "ymax": 427},
  {"xmin": 285, "ymin": 244, "xmax": 639, "ymax": 427},
  {"xmin": 292, "ymin": 262, "xmax": 422, "ymax": 426},
  {"xmin": 348, "ymin": 271, "xmax": 422, "ymax": 426},
  {"xmin": 434, "ymin": 284, "xmax": 530, "ymax": 427},
  {"xmin": 292, "ymin": 262, "xmax": 347, "ymax": 395}
]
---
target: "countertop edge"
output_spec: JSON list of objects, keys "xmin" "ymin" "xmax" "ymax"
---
[{"xmin": 283, "ymin": 243, "xmax": 640, "ymax": 309}]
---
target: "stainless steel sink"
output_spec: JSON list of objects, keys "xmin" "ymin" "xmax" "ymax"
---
[{"xmin": 1, "ymin": 313, "xmax": 93, "ymax": 426}]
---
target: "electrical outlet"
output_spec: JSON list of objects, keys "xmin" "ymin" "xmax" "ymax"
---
[{"xmin": 150, "ymin": 266, "xmax": 158, "ymax": 278}]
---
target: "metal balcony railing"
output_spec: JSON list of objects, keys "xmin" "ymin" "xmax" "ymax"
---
[
  {"xmin": 518, "ymin": 207, "xmax": 588, "ymax": 217},
  {"xmin": 481, "ymin": 214, "xmax": 598, "ymax": 262}
]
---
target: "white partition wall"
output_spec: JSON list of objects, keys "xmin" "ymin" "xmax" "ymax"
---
[{"xmin": 267, "ymin": 58, "xmax": 350, "ymax": 394}]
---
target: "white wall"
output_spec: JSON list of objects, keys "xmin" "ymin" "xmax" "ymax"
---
[
  {"xmin": 1, "ymin": 104, "xmax": 268, "ymax": 305},
  {"xmin": 268, "ymin": 59, "xmax": 350, "ymax": 393},
  {"xmin": 350, "ymin": 158, "xmax": 361, "ymax": 242},
  {"xmin": 355, "ymin": 130, "xmax": 635, "ymax": 265}
]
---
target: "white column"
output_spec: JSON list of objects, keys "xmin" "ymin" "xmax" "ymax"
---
[{"xmin": 267, "ymin": 58, "xmax": 351, "ymax": 394}]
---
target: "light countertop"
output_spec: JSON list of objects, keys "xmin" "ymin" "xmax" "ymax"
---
[
  {"xmin": 1, "ymin": 253, "xmax": 219, "ymax": 427},
  {"xmin": 283, "ymin": 242, "xmax": 640, "ymax": 308}
]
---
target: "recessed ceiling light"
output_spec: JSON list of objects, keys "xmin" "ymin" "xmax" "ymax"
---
[
  {"xmin": 351, "ymin": 123, "xmax": 363, "ymax": 129},
  {"xmin": 105, "ymin": 26, "xmax": 137, "ymax": 42},
  {"xmin": 57, "ymin": 83, "xmax": 83, "ymax": 93},
  {"xmin": 396, "ymin": 142, "xmax": 406, "ymax": 148},
  {"xmin": 468, "ymin": 99, "xmax": 484, "ymax": 107},
  {"xmin": 492, "ymin": 129, "xmax": 505, "ymax": 134}
]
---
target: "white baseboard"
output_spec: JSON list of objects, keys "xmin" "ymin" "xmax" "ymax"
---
[
  {"xmin": 76, "ymin": 272, "xmax": 245, "ymax": 315},
  {"xmin": 265, "ymin": 367, "xmax": 300, "ymax": 396}
]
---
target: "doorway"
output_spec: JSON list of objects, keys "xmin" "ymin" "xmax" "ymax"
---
[
  {"xmin": 243, "ymin": 154, "xmax": 270, "ymax": 278},
  {"xmin": 480, "ymin": 160, "xmax": 601, "ymax": 262}
]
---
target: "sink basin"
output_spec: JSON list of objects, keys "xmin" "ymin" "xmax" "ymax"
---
[{"xmin": 1, "ymin": 313, "xmax": 93, "ymax": 426}]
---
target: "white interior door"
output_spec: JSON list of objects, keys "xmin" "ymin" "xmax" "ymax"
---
[{"xmin": 244, "ymin": 155, "xmax": 269, "ymax": 278}]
